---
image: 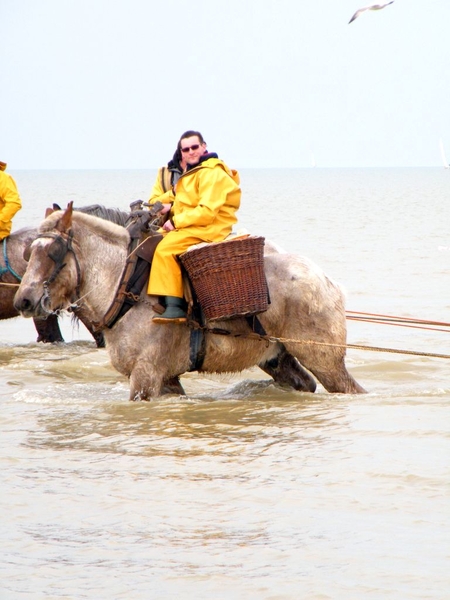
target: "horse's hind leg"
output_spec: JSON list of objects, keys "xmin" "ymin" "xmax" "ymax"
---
[
  {"xmin": 289, "ymin": 346, "xmax": 366, "ymax": 394},
  {"xmin": 259, "ymin": 347, "xmax": 316, "ymax": 392},
  {"xmin": 312, "ymin": 361, "xmax": 366, "ymax": 394}
]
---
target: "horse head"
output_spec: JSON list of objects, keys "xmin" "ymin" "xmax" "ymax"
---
[{"xmin": 14, "ymin": 202, "xmax": 81, "ymax": 318}]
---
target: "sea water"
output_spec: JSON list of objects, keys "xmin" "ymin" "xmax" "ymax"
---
[{"xmin": 1, "ymin": 168, "xmax": 449, "ymax": 599}]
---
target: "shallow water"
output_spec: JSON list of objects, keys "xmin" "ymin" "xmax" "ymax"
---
[{"xmin": 1, "ymin": 168, "xmax": 449, "ymax": 599}]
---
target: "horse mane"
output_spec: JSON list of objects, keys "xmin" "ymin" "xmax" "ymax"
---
[
  {"xmin": 74, "ymin": 204, "xmax": 130, "ymax": 227},
  {"xmin": 39, "ymin": 209, "xmax": 130, "ymax": 247},
  {"xmin": 50, "ymin": 202, "xmax": 130, "ymax": 227}
]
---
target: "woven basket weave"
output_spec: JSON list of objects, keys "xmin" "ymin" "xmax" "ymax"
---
[{"xmin": 180, "ymin": 236, "xmax": 268, "ymax": 321}]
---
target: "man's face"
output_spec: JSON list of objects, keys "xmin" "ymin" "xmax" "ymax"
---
[{"xmin": 180, "ymin": 136, "xmax": 206, "ymax": 166}]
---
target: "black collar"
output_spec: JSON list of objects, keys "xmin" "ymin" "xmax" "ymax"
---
[{"xmin": 186, "ymin": 152, "xmax": 219, "ymax": 171}]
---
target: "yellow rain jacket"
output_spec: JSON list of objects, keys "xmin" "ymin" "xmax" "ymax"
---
[
  {"xmin": 148, "ymin": 168, "xmax": 175, "ymax": 205},
  {"xmin": 0, "ymin": 171, "xmax": 22, "ymax": 240},
  {"xmin": 148, "ymin": 163, "xmax": 182, "ymax": 205},
  {"xmin": 148, "ymin": 156, "xmax": 241, "ymax": 298}
]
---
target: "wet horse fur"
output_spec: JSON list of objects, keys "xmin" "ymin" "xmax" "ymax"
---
[{"xmin": 14, "ymin": 205, "xmax": 366, "ymax": 399}]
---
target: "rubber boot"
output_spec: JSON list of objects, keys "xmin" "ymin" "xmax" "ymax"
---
[{"xmin": 152, "ymin": 296, "xmax": 187, "ymax": 324}]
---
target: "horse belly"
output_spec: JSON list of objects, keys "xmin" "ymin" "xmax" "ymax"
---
[
  {"xmin": 0, "ymin": 285, "xmax": 22, "ymax": 318},
  {"xmin": 201, "ymin": 335, "xmax": 277, "ymax": 374}
]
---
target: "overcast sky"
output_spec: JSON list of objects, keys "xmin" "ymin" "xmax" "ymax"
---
[{"xmin": 2, "ymin": 0, "xmax": 449, "ymax": 169}]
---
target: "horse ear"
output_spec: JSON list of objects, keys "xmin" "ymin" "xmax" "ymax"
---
[
  {"xmin": 45, "ymin": 207, "xmax": 54, "ymax": 218},
  {"xmin": 53, "ymin": 203, "xmax": 62, "ymax": 211},
  {"xmin": 57, "ymin": 201, "xmax": 74, "ymax": 232}
]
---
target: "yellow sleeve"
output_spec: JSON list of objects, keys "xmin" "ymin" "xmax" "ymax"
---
[
  {"xmin": 148, "ymin": 168, "xmax": 175, "ymax": 206},
  {"xmin": 0, "ymin": 173, "xmax": 22, "ymax": 222}
]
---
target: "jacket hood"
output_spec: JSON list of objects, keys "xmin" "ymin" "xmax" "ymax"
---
[{"xmin": 167, "ymin": 148, "xmax": 183, "ymax": 172}]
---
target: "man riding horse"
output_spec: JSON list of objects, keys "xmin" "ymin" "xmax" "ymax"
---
[{"xmin": 147, "ymin": 130, "xmax": 241, "ymax": 324}]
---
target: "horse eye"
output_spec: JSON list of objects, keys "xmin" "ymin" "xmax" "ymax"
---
[{"xmin": 47, "ymin": 238, "xmax": 67, "ymax": 263}]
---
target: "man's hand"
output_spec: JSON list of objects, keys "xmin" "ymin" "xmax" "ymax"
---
[
  {"xmin": 160, "ymin": 203, "xmax": 172, "ymax": 215},
  {"xmin": 162, "ymin": 220, "xmax": 175, "ymax": 232}
]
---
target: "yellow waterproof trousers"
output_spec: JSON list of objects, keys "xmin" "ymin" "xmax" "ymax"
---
[{"xmin": 148, "ymin": 229, "xmax": 223, "ymax": 298}]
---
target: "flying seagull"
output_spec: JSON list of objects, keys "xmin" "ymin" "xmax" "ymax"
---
[{"xmin": 348, "ymin": 2, "xmax": 395, "ymax": 24}]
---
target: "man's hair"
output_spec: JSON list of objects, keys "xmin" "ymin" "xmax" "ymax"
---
[{"xmin": 177, "ymin": 130, "xmax": 205, "ymax": 153}]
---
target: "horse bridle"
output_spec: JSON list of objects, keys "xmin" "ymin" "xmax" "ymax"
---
[{"xmin": 26, "ymin": 230, "xmax": 82, "ymax": 311}]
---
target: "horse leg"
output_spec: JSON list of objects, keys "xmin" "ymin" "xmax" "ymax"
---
[
  {"xmin": 311, "ymin": 362, "xmax": 366, "ymax": 394},
  {"xmin": 129, "ymin": 360, "xmax": 166, "ymax": 401},
  {"xmin": 130, "ymin": 374, "xmax": 185, "ymax": 400},
  {"xmin": 285, "ymin": 344, "xmax": 366, "ymax": 394},
  {"xmin": 259, "ymin": 347, "xmax": 316, "ymax": 392},
  {"xmin": 33, "ymin": 315, "xmax": 64, "ymax": 343}
]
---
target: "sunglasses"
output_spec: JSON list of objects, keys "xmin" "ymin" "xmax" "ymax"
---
[{"xmin": 181, "ymin": 144, "xmax": 201, "ymax": 153}]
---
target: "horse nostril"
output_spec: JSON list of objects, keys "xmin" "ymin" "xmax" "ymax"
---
[{"xmin": 14, "ymin": 297, "xmax": 32, "ymax": 313}]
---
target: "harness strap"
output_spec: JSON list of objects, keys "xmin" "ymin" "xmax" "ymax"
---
[
  {"xmin": 91, "ymin": 237, "xmax": 141, "ymax": 331},
  {"xmin": 185, "ymin": 315, "xmax": 266, "ymax": 373},
  {"xmin": 104, "ymin": 257, "xmax": 151, "ymax": 329},
  {"xmin": 0, "ymin": 237, "xmax": 22, "ymax": 281},
  {"xmin": 188, "ymin": 327, "xmax": 206, "ymax": 372},
  {"xmin": 245, "ymin": 314, "xmax": 267, "ymax": 336}
]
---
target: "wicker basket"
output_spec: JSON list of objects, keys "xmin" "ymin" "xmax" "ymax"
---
[{"xmin": 180, "ymin": 236, "xmax": 268, "ymax": 321}]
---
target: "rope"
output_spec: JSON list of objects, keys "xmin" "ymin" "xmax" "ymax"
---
[
  {"xmin": 4, "ymin": 244, "xmax": 447, "ymax": 359},
  {"xmin": 270, "ymin": 337, "xmax": 450, "ymax": 360},
  {"xmin": 347, "ymin": 316, "xmax": 450, "ymax": 333},
  {"xmin": 347, "ymin": 310, "xmax": 450, "ymax": 330},
  {"xmin": 199, "ymin": 326, "xmax": 450, "ymax": 360},
  {"xmin": 0, "ymin": 237, "xmax": 22, "ymax": 281}
]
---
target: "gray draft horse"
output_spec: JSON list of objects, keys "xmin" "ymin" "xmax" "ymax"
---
[
  {"xmin": 14, "ymin": 204, "xmax": 366, "ymax": 400},
  {"xmin": 3, "ymin": 207, "xmax": 318, "ymax": 394},
  {"xmin": 1, "ymin": 204, "xmax": 129, "ymax": 345}
]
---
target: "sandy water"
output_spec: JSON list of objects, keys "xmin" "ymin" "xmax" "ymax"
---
[{"xmin": 1, "ymin": 168, "xmax": 449, "ymax": 599}]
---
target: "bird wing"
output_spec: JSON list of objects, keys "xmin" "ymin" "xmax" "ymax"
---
[
  {"xmin": 348, "ymin": 2, "xmax": 394, "ymax": 24},
  {"xmin": 348, "ymin": 8, "xmax": 367, "ymax": 24}
]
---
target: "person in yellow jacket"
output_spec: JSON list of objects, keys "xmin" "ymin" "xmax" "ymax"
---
[
  {"xmin": 0, "ymin": 161, "xmax": 22, "ymax": 240},
  {"xmin": 148, "ymin": 130, "xmax": 241, "ymax": 324}
]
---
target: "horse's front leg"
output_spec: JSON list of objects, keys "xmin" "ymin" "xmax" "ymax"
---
[{"xmin": 129, "ymin": 359, "xmax": 167, "ymax": 401}]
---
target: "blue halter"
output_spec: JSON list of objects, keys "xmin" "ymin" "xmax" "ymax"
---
[{"xmin": 0, "ymin": 236, "xmax": 22, "ymax": 281}]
